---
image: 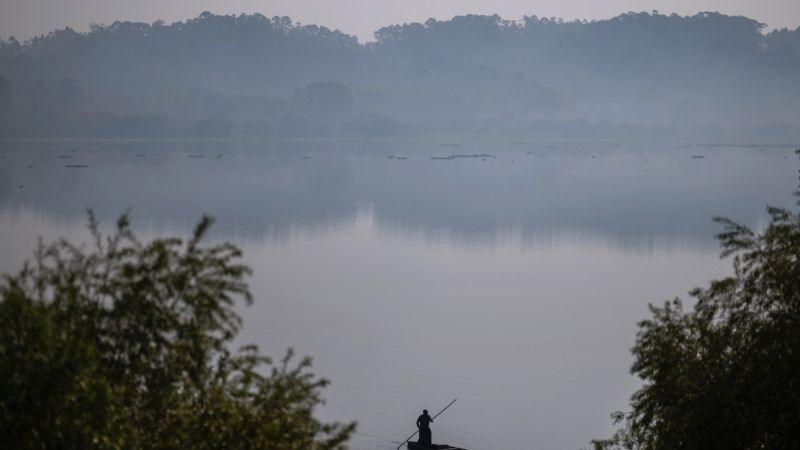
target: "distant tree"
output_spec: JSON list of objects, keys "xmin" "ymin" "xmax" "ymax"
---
[
  {"xmin": 56, "ymin": 77, "xmax": 85, "ymax": 110},
  {"xmin": 766, "ymin": 26, "xmax": 800, "ymax": 56},
  {"xmin": 0, "ymin": 75, "xmax": 11, "ymax": 111},
  {"xmin": 292, "ymin": 81, "xmax": 353, "ymax": 117},
  {"xmin": 81, "ymin": 113, "xmax": 174, "ymax": 139},
  {"xmin": 0, "ymin": 36, "xmax": 21, "ymax": 58},
  {"xmin": 592, "ymin": 152, "xmax": 800, "ymax": 450},
  {"xmin": 343, "ymin": 113, "xmax": 396, "ymax": 137},
  {"xmin": 2, "ymin": 11, "xmax": 800, "ymax": 138},
  {"xmin": 0, "ymin": 213, "xmax": 355, "ymax": 450},
  {"xmin": 184, "ymin": 117, "xmax": 234, "ymax": 138}
]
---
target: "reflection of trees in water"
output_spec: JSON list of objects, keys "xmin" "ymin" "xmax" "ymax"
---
[{"xmin": 0, "ymin": 141, "xmax": 794, "ymax": 250}]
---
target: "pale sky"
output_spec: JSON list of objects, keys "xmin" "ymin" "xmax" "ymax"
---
[{"xmin": 1, "ymin": 0, "xmax": 799, "ymax": 43}]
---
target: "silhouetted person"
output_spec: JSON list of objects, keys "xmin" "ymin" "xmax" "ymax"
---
[{"xmin": 416, "ymin": 409, "xmax": 433, "ymax": 447}]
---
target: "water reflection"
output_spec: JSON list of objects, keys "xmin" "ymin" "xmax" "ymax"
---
[
  {"xmin": 0, "ymin": 139, "xmax": 797, "ymax": 450},
  {"xmin": 0, "ymin": 139, "xmax": 794, "ymax": 249}
]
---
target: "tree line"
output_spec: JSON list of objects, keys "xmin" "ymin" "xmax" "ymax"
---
[{"xmin": 0, "ymin": 11, "xmax": 798, "ymax": 139}]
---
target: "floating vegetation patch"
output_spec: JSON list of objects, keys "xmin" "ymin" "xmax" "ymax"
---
[
  {"xmin": 450, "ymin": 154, "xmax": 495, "ymax": 159},
  {"xmin": 301, "ymin": 155, "xmax": 311, "ymax": 159},
  {"xmin": 698, "ymin": 143, "xmax": 795, "ymax": 149},
  {"xmin": 429, "ymin": 154, "xmax": 494, "ymax": 160},
  {"xmin": 691, "ymin": 155, "xmax": 706, "ymax": 159}
]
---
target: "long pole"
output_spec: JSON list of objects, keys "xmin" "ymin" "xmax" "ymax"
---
[{"xmin": 396, "ymin": 398, "xmax": 457, "ymax": 450}]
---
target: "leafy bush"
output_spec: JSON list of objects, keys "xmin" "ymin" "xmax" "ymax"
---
[
  {"xmin": 0, "ymin": 213, "xmax": 355, "ymax": 449},
  {"xmin": 593, "ymin": 152, "xmax": 800, "ymax": 450}
]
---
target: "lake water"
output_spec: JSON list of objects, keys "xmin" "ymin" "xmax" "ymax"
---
[{"xmin": 0, "ymin": 138, "xmax": 797, "ymax": 450}]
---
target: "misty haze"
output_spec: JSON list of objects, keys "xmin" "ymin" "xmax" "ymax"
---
[
  {"xmin": 1, "ymin": 11, "xmax": 800, "ymax": 140},
  {"xmin": 1, "ymin": 6, "xmax": 799, "ymax": 450}
]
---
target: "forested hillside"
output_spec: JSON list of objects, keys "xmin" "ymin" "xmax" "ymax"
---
[{"xmin": 1, "ymin": 11, "xmax": 799, "ymax": 139}]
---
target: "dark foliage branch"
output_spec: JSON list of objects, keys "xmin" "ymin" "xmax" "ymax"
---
[
  {"xmin": 0, "ymin": 212, "xmax": 355, "ymax": 450},
  {"xmin": 591, "ymin": 151, "xmax": 800, "ymax": 450}
]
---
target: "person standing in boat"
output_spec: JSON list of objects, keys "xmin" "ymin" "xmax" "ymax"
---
[{"xmin": 416, "ymin": 409, "xmax": 433, "ymax": 447}]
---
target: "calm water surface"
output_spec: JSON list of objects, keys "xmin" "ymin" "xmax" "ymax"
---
[{"xmin": 0, "ymin": 139, "xmax": 796, "ymax": 450}]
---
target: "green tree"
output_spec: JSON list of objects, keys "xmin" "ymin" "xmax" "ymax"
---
[
  {"xmin": 593, "ymin": 151, "xmax": 800, "ymax": 450},
  {"xmin": 0, "ymin": 213, "xmax": 355, "ymax": 450}
]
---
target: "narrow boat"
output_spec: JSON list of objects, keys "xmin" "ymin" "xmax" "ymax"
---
[{"xmin": 407, "ymin": 442, "xmax": 467, "ymax": 450}]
